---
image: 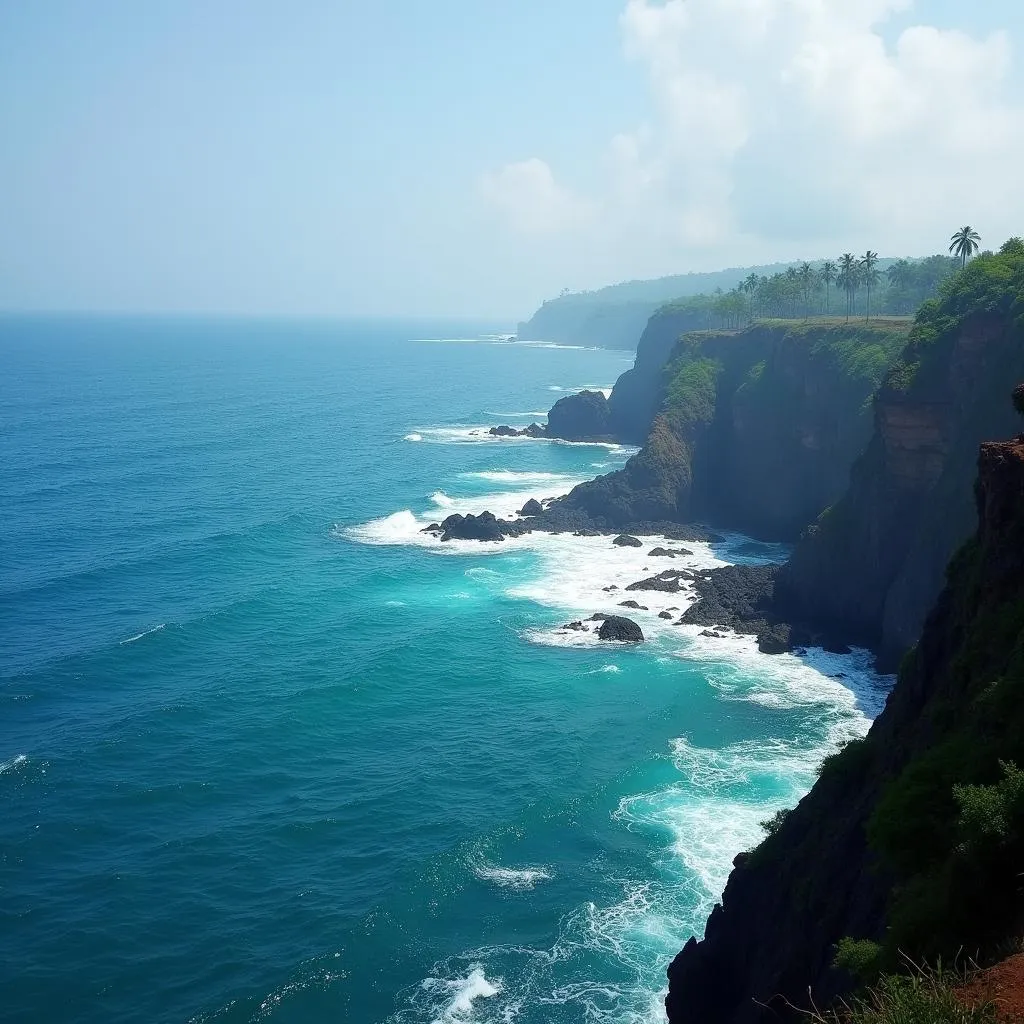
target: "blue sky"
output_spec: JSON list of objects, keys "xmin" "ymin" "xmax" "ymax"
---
[{"xmin": 1, "ymin": 1, "xmax": 1023, "ymax": 319}]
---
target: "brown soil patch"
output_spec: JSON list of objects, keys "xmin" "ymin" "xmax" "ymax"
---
[{"xmin": 960, "ymin": 954, "xmax": 1024, "ymax": 1023}]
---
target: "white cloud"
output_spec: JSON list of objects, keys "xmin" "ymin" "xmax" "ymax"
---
[
  {"xmin": 479, "ymin": 0, "xmax": 1024, "ymax": 274},
  {"xmin": 477, "ymin": 158, "xmax": 593, "ymax": 237}
]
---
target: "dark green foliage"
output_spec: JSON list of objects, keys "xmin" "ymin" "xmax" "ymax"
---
[
  {"xmin": 955, "ymin": 761, "xmax": 1024, "ymax": 852},
  {"xmin": 833, "ymin": 938, "xmax": 883, "ymax": 983},
  {"xmin": 1013, "ymin": 383, "xmax": 1024, "ymax": 418}
]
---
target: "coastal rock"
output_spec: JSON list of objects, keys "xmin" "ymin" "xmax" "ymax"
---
[
  {"xmin": 438, "ymin": 512, "xmax": 506, "ymax": 542},
  {"xmin": 659, "ymin": 611, "xmax": 674, "ymax": 620},
  {"xmin": 560, "ymin": 621, "xmax": 587, "ymax": 632},
  {"xmin": 700, "ymin": 629, "xmax": 725, "ymax": 639},
  {"xmin": 626, "ymin": 570, "xmax": 689, "ymax": 593},
  {"xmin": 488, "ymin": 423, "xmax": 547, "ymax": 439},
  {"xmin": 666, "ymin": 430, "xmax": 1024, "ymax": 1024},
  {"xmin": 597, "ymin": 615, "xmax": 644, "ymax": 643},
  {"xmin": 613, "ymin": 534, "xmax": 643, "ymax": 547},
  {"xmin": 587, "ymin": 613, "xmax": 609, "ymax": 621},
  {"xmin": 519, "ymin": 498, "xmax": 544, "ymax": 517},
  {"xmin": 546, "ymin": 390, "xmax": 614, "ymax": 442},
  {"xmin": 649, "ymin": 546, "xmax": 693, "ymax": 558},
  {"xmin": 618, "ymin": 600, "xmax": 648, "ymax": 611}
]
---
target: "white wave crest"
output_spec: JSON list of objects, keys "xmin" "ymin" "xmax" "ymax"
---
[
  {"xmin": 405, "ymin": 433, "xmax": 423, "ymax": 442},
  {"xmin": 470, "ymin": 857, "xmax": 554, "ymax": 891},
  {"xmin": 459, "ymin": 471, "xmax": 574, "ymax": 485},
  {"xmin": 424, "ymin": 967, "xmax": 502, "ymax": 1023},
  {"xmin": 120, "ymin": 623, "xmax": 166, "ymax": 645}
]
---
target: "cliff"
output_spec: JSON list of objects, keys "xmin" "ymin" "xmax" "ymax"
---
[
  {"xmin": 666, "ymin": 427, "xmax": 1024, "ymax": 1024},
  {"xmin": 516, "ymin": 264, "xmax": 793, "ymax": 349},
  {"xmin": 776, "ymin": 250, "xmax": 1024, "ymax": 666},
  {"xmin": 551, "ymin": 320, "xmax": 909, "ymax": 537}
]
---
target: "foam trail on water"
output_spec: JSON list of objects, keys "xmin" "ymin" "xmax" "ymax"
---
[
  {"xmin": 120, "ymin": 623, "xmax": 166, "ymax": 645},
  {"xmin": 406, "ymin": 424, "xmax": 634, "ymax": 451},
  {"xmin": 0, "ymin": 754, "xmax": 28, "ymax": 775},
  {"xmin": 469, "ymin": 855, "xmax": 554, "ymax": 892}
]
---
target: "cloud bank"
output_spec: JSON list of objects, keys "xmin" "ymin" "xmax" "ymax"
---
[{"xmin": 480, "ymin": 0, "xmax": 1023, "ymax": 275}]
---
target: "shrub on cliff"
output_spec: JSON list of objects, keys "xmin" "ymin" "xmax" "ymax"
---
[{"xmin": 810, "ymin": 965, "xmax": 995, "ymax": 1024}]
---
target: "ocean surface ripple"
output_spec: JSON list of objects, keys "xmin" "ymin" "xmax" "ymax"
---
[{"xmin": 0, "ymin": 317, "xmax": 888, "ymax": 1024}]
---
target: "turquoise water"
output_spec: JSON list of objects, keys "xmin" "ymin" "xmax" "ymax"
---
[{"xmin": 0, "ymin": 317, "xmax": 888, "ymax": 1024}]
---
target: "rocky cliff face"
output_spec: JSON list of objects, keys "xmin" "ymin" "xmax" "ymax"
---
[
  {"xmin": 666, "ymin": 429, "xmax": 1024, "ymax": 1024},
  {"xmin": 551, "ymin": 322, "xmax": 908, "ymax": 537},
  {"xmin": 776, "ymin": 304, "xmax": 1024, "ymax": 667}
]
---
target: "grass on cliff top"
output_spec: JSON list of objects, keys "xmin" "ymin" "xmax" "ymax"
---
[{"xmin": 808, "ymin": 963, "xmax": 995, "ymax": 1024}]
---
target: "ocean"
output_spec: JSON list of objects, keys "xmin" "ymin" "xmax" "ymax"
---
[{"xmin": 0, "ymin": 316, "xmax": 889, "ymax": 1024}]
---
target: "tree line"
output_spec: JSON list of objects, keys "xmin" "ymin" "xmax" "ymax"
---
[{"xmin": 671, "ymin": 227, "xmax": 989, "ymax": 330}]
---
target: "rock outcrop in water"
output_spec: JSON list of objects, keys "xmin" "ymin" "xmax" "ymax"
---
[{"xmin": 597, "ymin": 615, "xmax": 644, "ymax": 643}]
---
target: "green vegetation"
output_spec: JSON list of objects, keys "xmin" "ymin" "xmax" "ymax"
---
[
  {"xmin": 883, "ymin": 244, "xmax": 1024, "ymax": 396},
  {"xmin": 657, "ymin": 254, "xmax": 956, "ymax": 330},
  {"xmin": 810, "ymin": 965, "xmax": 994, "ymax": 1024},
  {"xmin": 950, "ymin": 226, "xmax": 982, "ymax": 269},
  {"xmin": 833, "ymin": 938, "xmax": 883, "ymax": 983}
]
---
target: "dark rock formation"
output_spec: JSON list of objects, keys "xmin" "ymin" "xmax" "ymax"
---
[
  {"xmin": 613, "ymin": 534, "xmax": 643, "ymax": 547},
  {"xmin": 546, "ymin": 322, "xmax": 909, "ymax": 538},
  {"xmin": 649, "ymin": 546, "xmax": 693, "ymax": 558},
  {"xmin": 666, "ymin": 430, "xmax": 1024, "ymax": 1024},
  {"xmin": 625, "ymin": 570, "xmax": 692, "ymax": 594},
  {"xmin": 776, "ymin": 303, "xmax": 1024, "ymax": 668},
  {"xmin": 560, "ymin": 621, "xmax": 587, "ymax": 631},
  {"xmin": 434, "ymin": 512, "xmax": 528, "ymax": 543},
  {"xmin": 546, "ymin": 390, "xmax": 615, "ymax": 441},
  {"xmin": 659, "ymin": 611, "xmax": 674, "ymax": 620},
  {"xmin": 618, "ymin": 600, "xmax": 648, "ymax": 611},
  {"xmin": 597, "ymin": 615, "xmax": 644, "ymax": 643},
  {"xmin": 488, "ymin": 423, "xmax": 546, "ymax": 439},
  {"xmin": 519, "ymin": 498, "xmax": 544, "ymax": 517}
]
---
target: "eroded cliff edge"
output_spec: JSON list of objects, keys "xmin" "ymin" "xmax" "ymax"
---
[
  {"xmin": 666, "ymin": 425, "xmax": 1024, "ymax": 1024},
  {"xmin": 776, "ymin": 263, "xmax": 1024, "ymax": 667}
]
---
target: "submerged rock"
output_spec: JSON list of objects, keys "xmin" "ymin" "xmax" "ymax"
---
[
  {"xmin": 598, "ymin": 615, "xmax": 644, "ymax": 643},
  {"xmin": 560, "ymin": 620, "xmax": 587, "ymax": 632},
  {"xmin": 659, "ymin": 611, "xmax": 674, "ymax": 620},
  {"xmin": 649, "ymin": 546, "xmax": 694, "ymax": 558},
  {"xmin": 618, "ymin": 599, "xmax": 648, "ymax": 611}
]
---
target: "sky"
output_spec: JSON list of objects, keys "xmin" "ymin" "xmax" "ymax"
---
[{"xmin": 1, "ymin": 0, "xmax": 1023, "ymax": 320}]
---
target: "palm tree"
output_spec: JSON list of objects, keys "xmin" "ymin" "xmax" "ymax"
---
[
  {"xmin": 860, "ymin": 250, "xmax": 880, "ymax": 320},
  {"xmin": 837, "ymin": 253, "xmax": 858, "ymax": 322},
  {"xmin": 949, "ymin": 226, "xmax": 981, "ymax": 268},
  {"xmin": 797, "ymin": 262, "xmax": 815, "ymax": 317},
  {"xmin": 819, "ymin": 260, "xmax": 837, "ymax": 315}
]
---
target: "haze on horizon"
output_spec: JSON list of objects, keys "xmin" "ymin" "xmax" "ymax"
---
[{"xmin": 1, "ymin": 0, "xmax": 1023, "ymax": 321}]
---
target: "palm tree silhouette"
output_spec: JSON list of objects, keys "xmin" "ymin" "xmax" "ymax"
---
[
  {"xmin": 819, "ymin": 260, "xmax": 837, "ymax": 316},
  {"xmin": 838, "ymin": 254, "xmax": 858, "ymax": 322},
  {"xmin": 949, "ymin": 226, "xmax": 981, "ymax": 268},
  {"xmin": 860, "ymin": 251, "xmax": 880, "ymax": 321}
]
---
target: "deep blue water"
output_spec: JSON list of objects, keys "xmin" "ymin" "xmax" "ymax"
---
[{"xmin": 0, "ymin": 317, "xmax": 888, "ymax": 1024}]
